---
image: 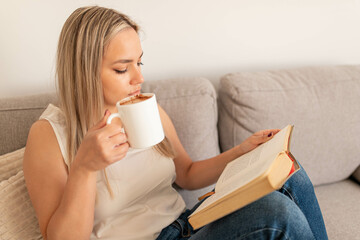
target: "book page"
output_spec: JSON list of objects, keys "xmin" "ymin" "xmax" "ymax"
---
[
  {"xmin": 216, "ymin": 125, "xmax": 290, "ymax": 192},
  {"xmin": 190, "ymin": 126, "xmax": 291, "ymax": 217},
  {"xmin": 218, "ymin": 143, "xmax": 264, "ymax": 183}
]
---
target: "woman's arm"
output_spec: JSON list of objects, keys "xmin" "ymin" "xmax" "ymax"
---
[
  {"xmin": 24, "ymin": 120, "xmax": 96, "ymax": 240},
  {"xmin": 23, "ymin": 111, "xmax": 128, "ymax": 239},
  {"xmin": 158, "ymin": 105, "xmax": 280, "ymax": 190}
]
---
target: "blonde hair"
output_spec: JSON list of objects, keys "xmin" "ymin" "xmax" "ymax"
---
[{"xmin": 56, "ymin": 6, "xmax": 174, "ymax": 197}]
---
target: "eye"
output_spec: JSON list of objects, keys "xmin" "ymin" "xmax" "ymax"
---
[
  {"xmin": 114, "ymin": 69, "xmax": 127, "ymax": 74},
  {"xmin": 137, "ymin": 62, "xmax": 144, "ymax": 67}
]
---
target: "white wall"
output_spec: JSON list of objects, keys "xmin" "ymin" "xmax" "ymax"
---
[{"xmin": 1, "ymin": 0, "xmax": 360, "ymax": 97}]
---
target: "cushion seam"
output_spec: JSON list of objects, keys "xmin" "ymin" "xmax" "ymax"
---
[
  {"xmin": 156, "ymin": 92, "xmax": 216, "ymax": 101},
  {"xmin": 226, "ymin": 77, "xmax": 359, "ymax": 95},
  {"xmin": 0, "ymin": 106, "xmax": 49, "ymax": 112}
]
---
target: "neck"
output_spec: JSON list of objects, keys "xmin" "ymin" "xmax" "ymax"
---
[{"xmin": 103, "ymin": 104, "xmax": 117, "ymax": 115}]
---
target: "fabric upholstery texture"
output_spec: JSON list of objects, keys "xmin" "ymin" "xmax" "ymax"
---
[
  {"xmin": 143, "ymin": 78, "xmax": 219, "ymax": 161},
  {"xmin": 0, "ymin": 171, "xmax": 43, "ymax": 240},
  {"xmin": 0, "ymin": 78, "xmax": 219, "ymax": 209},
  {"xmin": 0, "ymin": 148, "xmax": 24, "ymax": 182},
  {"xmin": 315, "ymin": 180, "xmax": 360, "ymax": 240},
  {"xmin": 0, "ymin": 93, "xmax": 58, "ymax": 155},
  {"xmin": 142, "ymin": 78, "xmax": 219, "ymax": 207},
  {"xmin": 353, "ymin": 166, "xmax": 360, "ymax": 183},
  {"xmin": 0, "ymin": 67, "xmax": 359, "ymax": 239},
  {"xmin": 218, "ymin": 65, "xmax": 360, "ymax": 186}
]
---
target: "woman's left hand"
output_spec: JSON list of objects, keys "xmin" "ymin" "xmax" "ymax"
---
[{"xmin": 238, "ymin": 129, "xmax": 281, "ymax": 155}]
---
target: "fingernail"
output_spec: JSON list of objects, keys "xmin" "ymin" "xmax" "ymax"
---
[
  {"xmin": 268, "ymin": 132, "xmax": 273, "ymax": 137},
  {"xmin": 104, "ymin": 109, "xmax": 109, "ymax": 116}
]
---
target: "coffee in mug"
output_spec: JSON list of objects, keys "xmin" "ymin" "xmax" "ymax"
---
[
  {"xmin": 119, "ymin": 95, "xmax": 152, "ymax": 105},
  {"xmin": 106, "ymin": 93, "xmax": 165, "ymax": 149}
]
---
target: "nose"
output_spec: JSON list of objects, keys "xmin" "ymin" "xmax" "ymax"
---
[{"xmin": 130, "ymin": 65, "xmax": 144, "ymax": 85}]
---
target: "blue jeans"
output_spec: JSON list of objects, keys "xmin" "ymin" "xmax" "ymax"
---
[{"xmin": 157, "ymin": 165, "xmax": 328, "ymax": 240}]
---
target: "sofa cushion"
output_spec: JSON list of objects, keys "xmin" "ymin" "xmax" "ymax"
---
[
  {"xmin": 0, "ymin": 148, "xmax": 24, "ymax": 182},
  {"xmin": 142, "ymin": 77, "xmax": 219, "ymax": 207},
  {"xmin": 0, "ymin": 93, "xmax": 58, "ymax": 155},
  {"xmin": 314, "ymin": 180, "xmax": 360, "ymax": 240},
  {"xmin": 353, "ymin": 166, "xmax": 360, "ymax": 183},
  {"xmin": 0, "ymin": 78, "xmax": 219, "ymax": 209},
  {"xmin": 0, "ymin": 171, "xmax": 43, "ymax": 239},
  {"xmin": 218, "ymin": 65, "xmax": 360, "ymax": 186}
]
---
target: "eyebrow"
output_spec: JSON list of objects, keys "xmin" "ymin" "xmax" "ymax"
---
[{"xmin": 112, "ymin": 52, "xmax": 143, "ymax": 64}]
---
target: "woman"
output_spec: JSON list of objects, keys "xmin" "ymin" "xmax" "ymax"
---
[{"xmin": 23, "ymin": 6, "xmax": 328, "ymax": 240}]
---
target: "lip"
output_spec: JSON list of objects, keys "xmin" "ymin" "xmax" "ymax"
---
[{"xmin": 128, "ymin": 89, "xmax": 141, "ymax": 96}]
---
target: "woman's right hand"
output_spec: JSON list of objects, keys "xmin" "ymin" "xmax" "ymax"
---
[{"xmin": 73, "ymin": 110, "xmax": 129, "ymax": 173}]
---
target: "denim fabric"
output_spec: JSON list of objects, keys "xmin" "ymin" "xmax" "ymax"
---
[{"xmin": 157, "ymin": 165, "xmax": 328, "ymax": 240}]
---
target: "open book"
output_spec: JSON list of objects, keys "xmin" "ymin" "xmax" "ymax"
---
[{"xmin": 188, "ymin": 125, "xmax": 300, "ymax": 230}]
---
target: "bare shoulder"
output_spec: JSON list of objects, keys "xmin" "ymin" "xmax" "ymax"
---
[
  {"xmin": 23, "ymin": 118, "xmax": 68, "ymax": 190},
  {"xmin": 24, "ymin": 119, "xmax": 66, "ymax": 171},
  {"xmin": 27, "ymin": 119, "xmax": 56, "ymax": 143}
]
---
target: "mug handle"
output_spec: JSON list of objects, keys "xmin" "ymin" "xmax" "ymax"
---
[
  {"xmin": 106, "ymin": 113, "xmax": 126, "ymax": 134},
  {"xmin": 106, "ymin": 113, "xmax": 121, "ymax": 125}
]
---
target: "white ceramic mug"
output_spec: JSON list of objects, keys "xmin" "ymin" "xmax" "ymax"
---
[{"xmin": 106, "ymin": 93, "xmax": 165, "ymax": 149}]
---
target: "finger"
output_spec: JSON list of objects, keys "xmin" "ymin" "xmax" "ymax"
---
[
  {"xmin": 114, "ymin": 142, "xmax": 129, "ymax": 152},
  {"xmin": 273, "ymin": 129, "xmax": 281, "ymax": 134},
  {"xmin": 109, "ymin": 133, "xmax": 128, "ymax": 148},
  {"xmin": 92, "ymin": 109, "xmax": 111, "ymax": 130},
  {"xmin": 260, "ymin": 129, "xmax": 280, "ymax": 138},
  {"xmin": 267, "ymin": 129, "xmax": 281, "ymax": 138},
  {"xmin": 111, "ymin": 143, "xmax": 130, "ymax": 161},
  {"xmin": 104, "ymin": 124, "xmax": 126, "ymax": 138},
  {"xmin": 251, "ymin": 131, "xmax": 270, "ymax": 145},
  {"xmin": 102, "ymin": 141, "xmax": 129, "ymax": 164}
]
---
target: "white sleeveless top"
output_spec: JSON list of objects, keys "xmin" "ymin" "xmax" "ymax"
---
[{"xmin": 40, "ymin": 104, "xmax": 186, "ymax": 240}]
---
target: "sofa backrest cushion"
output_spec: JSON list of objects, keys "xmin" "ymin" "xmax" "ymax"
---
[
  {"xmin": 218, "ymin": 65, "xmax": 360, "ymax": 186},
  {"xmin": 142, "ymin": 77, "xmax": 219, "ymax": 207},
  {"xmin": 0, "ymin": 93, "xmax": 58, "ymax": 155},
  {"xmin": 143, "ymin": 77, "xmax": 219, "ymax": 161},
  {"xmin": 353, "ymin": 166, "xmax": 360, "ymax": 183},
  {"xmin": 0, "ymin": 77, "xmax": 219, "ymax": 208}
]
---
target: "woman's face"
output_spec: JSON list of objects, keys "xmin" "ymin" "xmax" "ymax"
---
[{"xmin": 101, "ymin": 27, "xmax": 144, "ymax": 110}]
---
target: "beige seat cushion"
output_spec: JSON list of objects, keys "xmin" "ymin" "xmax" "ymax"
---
[{"xmin": 315, "ymin": 180, "xmax": 360, "ymax": 240}]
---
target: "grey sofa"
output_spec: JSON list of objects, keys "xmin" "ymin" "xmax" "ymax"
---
[{"xmin": 1, "ymin": 65, "xmax": 359, "ymax": 239}]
